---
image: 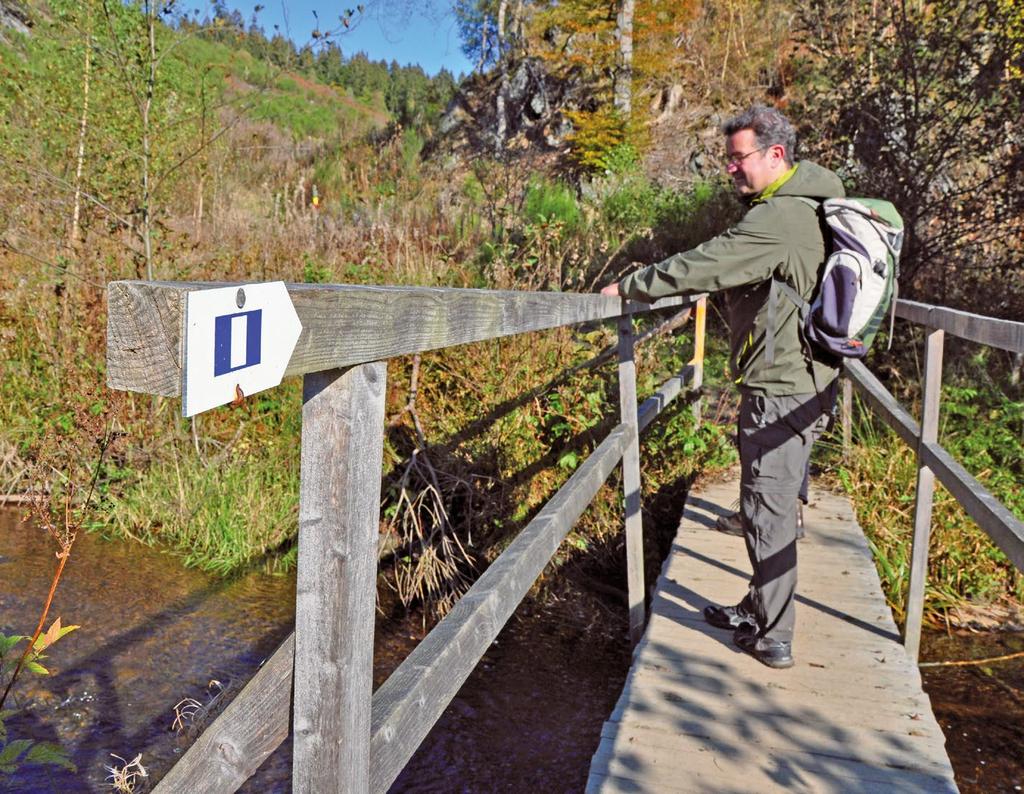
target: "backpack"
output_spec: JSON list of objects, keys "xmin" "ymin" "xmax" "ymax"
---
[{"xmin": 768, "ymin": 196, "xmax": 904, "ymax": 365}]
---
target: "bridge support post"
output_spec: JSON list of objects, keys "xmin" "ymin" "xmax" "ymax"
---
[
  {"xmin": 690, "ymin": 297, "xmax": 706, "ymax": 425},
  {"xmin": 904, "ymin": 327, "xmax": 944, "ymax": 662},
  {"xmin": 841, "ymin": 376, "xmax": 853, "ymax": 462},
  {"xmin": 618, "ymin": 316, "xmax": 645, "ymax": 646},
  {"xmin": 293, "ymin": 363, "xmax": 387, "ymax": 794}
]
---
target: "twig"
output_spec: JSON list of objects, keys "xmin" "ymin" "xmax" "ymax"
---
[
  {"xmin": 919, "ymin": 650, "xmax": 1024, "ymax": 667},
  {"xmin": 0, "ymin": 420, "xmax": 116, "ymax": 710}
]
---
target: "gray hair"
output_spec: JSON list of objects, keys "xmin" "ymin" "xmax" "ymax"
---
[{"xmin": 722, "ymin": 105, "xmax": 796, "ymax": 166}]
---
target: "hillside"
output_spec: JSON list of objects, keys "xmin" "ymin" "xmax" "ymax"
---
[{"xmin": 0, "ymin": 0, "xmax": 1021, "ymax": 626}]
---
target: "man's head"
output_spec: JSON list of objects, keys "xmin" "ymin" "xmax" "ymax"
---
[{"xmin": 721, "ymin": 105, "xmax": 796, "ymax": 197}]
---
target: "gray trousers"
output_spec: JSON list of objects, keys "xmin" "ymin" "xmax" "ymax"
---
[{"xmin": 737, "ymin": 385, "xmax": 835, "ymax": 643}]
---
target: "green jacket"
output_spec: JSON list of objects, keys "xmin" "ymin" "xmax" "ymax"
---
[{"xmin": 619, "ymin": 161, "xmax": 845, "ymax": 396}]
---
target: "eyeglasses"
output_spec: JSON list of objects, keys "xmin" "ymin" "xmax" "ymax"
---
[{"xmin": 725, "ymin": 146, "xmax": 769, "ymax": 167}]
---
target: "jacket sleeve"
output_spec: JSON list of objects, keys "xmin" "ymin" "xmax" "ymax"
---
[{"xmin": 619, "ymin": 203, "xmax": 787, "ymax": 301}]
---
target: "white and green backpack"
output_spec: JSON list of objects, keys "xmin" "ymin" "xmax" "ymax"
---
[{"xmin": 769, "ymin": 196, "xmax": 904, "ymax": 363}]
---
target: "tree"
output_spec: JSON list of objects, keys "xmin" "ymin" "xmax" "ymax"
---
[
  {"xmin": 453, "ymin": 0, "xmax": 501, "ymax": 72},
  {"xmin": 613, "ymin": 0, "xmax": 633, "ymax": 113},
  {"xmin": 793, "ymin": 0, "xmax": 1024, "ymax": 314}
]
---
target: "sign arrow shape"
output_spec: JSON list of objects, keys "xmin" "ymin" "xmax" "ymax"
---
[{"xmin": 182, "ymin": 282, "xmax": 302, "ymax": 417}]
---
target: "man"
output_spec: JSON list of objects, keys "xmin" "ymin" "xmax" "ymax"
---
[{"xmin": 600, "ymin": 105, "xmax": 841, "ymax": 669}]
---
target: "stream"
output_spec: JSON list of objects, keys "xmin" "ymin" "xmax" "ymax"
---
[{"xmin": 1, "ymin": 509, "xmax": 1021, "ymax": 792}]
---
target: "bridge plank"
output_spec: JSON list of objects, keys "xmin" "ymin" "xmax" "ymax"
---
[
  {"xmin": 588, "ymin": 474, "xmax": 959, "ymax": 793},
  {"xmin": 897, "ymin": 300, "xmax": 1024, "ymax": 353},
  {"xmin": 107, "ymin": 280, "xmax": 686, "ymax": 397},
  {"xmin": 587, "ymin": 769, "xmax": 951, "ymax": 794},
  {"xmin": 599, "ymin": 719, "xmax": 953, "ymax": 776},
  {"xmin": 589, "ymin": 729, "xmax": 958, "ymax": 793}
]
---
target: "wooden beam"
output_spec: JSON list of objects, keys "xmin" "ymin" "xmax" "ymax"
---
[
  {"xmin": 107, "ymin": 281, "xmax": 686, "ymax": 397},
  {"xmin": 637, "ymin": 366, "xmax": 695, "ymax": 433},
  {"xmin": 151, "ymin": 635, "xmax": 295, "ymax": 793},
  {"xmin": 293, "ymin": 364, "xmax": 386, "ymax": 793},
  {"xmin": 150, "ymin": 424, "xmax": 632, "ymax": 792},
  {"xmin": 896, "ymin": 300, "xmax": 1024, "ymax": 353},
  {"xmin": 903, "ymin": 329, "xmax": 943, "ymax": 662},
  {"xmin": 368, "ymin": 424, "xmax": 632, "ymax": 793},
  {"xmin": 617, "ymin": 317, "xmax": 645, "ymax": 646},
  {"xmin": 843, "ymin": 360, "xmax": 920, "ymax": 447},
  {"xmin": 841, "ymin": 376, "xmax": 853, "ymax": 463},
  {"xmin": 846, "ymin": 359, "xmax": 1024, "ymax": 576}
]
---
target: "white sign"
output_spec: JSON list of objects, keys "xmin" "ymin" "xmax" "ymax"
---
[{"xmin": 182, "ymin": 282, "xmax": 302, "ymax": 416}]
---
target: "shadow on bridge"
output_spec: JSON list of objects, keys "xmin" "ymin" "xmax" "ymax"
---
[{"xmin": 588, "ymin": 480, "xmax": 957, "ymax": 793}]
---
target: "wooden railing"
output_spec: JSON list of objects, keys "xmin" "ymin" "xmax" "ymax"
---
[
  {"xmin": 842, "ymin": 300, "xmax": 1024, "ymax": 661},
  {"xmin": 105, "ymin": 281, "xmax": 707, "ymax": 793}
]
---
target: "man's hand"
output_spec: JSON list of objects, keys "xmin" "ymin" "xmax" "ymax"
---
[{"xmin": 600, "ymin": 283, "xmax": 621, "ymax": 297}]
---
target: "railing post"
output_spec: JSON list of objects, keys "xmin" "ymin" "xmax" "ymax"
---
[
  {"xmin": 617, "ymin": 315, "xmax": 645, "ymax": 646},
  {"xmin": 841, "ymin": 375, "xmax": 853, "ymax": 463},
  {"xmin": 903, "ymin": 328, "xmax": 944, "ymax": 662},
  {"xmin": 293, "ymin": 362, "xmax": 387, "ymax": 794},
  {"xmin": 690, "ymin": 296, "xmax": 707, "ymax": 425}
]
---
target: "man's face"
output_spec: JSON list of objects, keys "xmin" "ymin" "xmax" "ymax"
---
[{"xmin": 725, "ymin": 129, "xmax": 786, "ymax": 197}]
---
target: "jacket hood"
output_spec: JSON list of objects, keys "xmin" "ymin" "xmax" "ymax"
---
[{"xmin": 772, "ymin": 160, "xmax": 846, "ymax": 200}]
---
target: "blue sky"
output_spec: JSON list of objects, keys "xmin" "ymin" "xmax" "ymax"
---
[{"xmin": 226, "ymin": 1, "xmax": 474, "ymax": 77}]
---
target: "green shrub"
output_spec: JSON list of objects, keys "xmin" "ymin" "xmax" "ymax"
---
[
  {"xmin": 828, "ymin": 371, "xmax": 1024, "ymax": 624},
  {"xmin": 522, "ymin": 177, "xmax": 581, "ymax": 231}
]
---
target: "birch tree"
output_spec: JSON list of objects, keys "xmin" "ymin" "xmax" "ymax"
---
[{"xmin": 613, "ymin": 0, "xmax": 633, "ymax": 114}]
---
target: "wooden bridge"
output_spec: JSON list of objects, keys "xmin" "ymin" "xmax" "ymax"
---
[
  {"xmin": 105, "ymin": 281, "xmax": 1024, "ymax": 792},
  {"xmin": 588, "ymin": 474, "xmax": 958, "ymax": 793}
]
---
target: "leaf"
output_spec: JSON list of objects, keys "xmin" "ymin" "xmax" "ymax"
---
[
  {"xmin": 0, "ymin": 738, "xmax": 33, "ymax": 768},
  {"xmin": 38, "ymin": 618, "xmax": 63, "ymax": 651},
  {"xmin": 558, "ymin": 451, "xmax": 579, "ymax": 470},
  {"xmin": 0, "ymin": 634, "xmax": 26, "ymax": 656},
  {"xmin": 25, "ymin": 660, "xmax": 49, "ymax": 676},
  {"xmin": 26, "ymin": 741, "xmax": 76, "ymax": 772},
  {"xmin": 32, "ymin": 619, "xmax": 78, "ymax": 654}
]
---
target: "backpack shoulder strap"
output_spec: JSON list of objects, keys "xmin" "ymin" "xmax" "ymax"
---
[
  {"xmin": 793, "ymin": 195, "xmax": 823, "ymax": 211},
  {"xmin": 764, "ymin": 195, "xmax": 822, "ymax": 365}
]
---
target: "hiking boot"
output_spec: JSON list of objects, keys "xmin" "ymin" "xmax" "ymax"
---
[
  {"xmin": 715, "ymin": 511, "xmax": 744, "ymax": 537},
  {"xmin": 733, "ymin": 623, "xmax": 794, "ymax": 669},
  {"xmin": 703, "ymin": 603, "xmax": 757, "ymax": 631}
]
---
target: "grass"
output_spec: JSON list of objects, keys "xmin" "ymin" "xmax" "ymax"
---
[
  {"xmin": 109, "ymin": 438, "xmax": 300, "ymax": 575},
  {"xmin": 828, "ymin": 374, "xmax": 1024, "ymax": 625}
]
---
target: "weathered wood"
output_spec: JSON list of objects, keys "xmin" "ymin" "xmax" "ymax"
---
[
  {"xmin": 590, "ymin": 732, "xmax": 958, "ymax": 793},
  {"xmin": 151, "ymin": 635, "xmax": 294, "ymax": 793},
  {"xmin": 150, "ymin": 423, "xmax": 633, "ymax": 792},
  {"xmin": 844, "ymin": 359, "xmax": 919, "ymax": 446},
  {"xmin": 904, "ymin": 329, "xmax": 943, "ymax": 662},
  {"xmin": 106, "ymin": 281, "xmax": 686, "ymax": 397},
  {"xmin": 846, "ymin": 358, "xmax": 1024, "ymax": 574},
  {"xmin": 841, "ymin": 376, "xmax": 853, "ymax": 461},
  {"xmin": 897, "ymin": 299, "xmax": 1024, "ymax": 353},
  {"xmin": 589, "ymin": 474, "xmax": 958, "ymax": 794},
  {"xmin": 292, "ymin": 364, "xmax": 386, "ymax": 793},
  {"xmin": 617, "ymin": 316, "xmax": 645, "ymax": 646},
  {"xmin": 599, "ymin": 718, "xmax": 953, "ymax": 777},
  {"xmin": 637, "ymin": 366, "xmax": 694, "ymax": 433},
  {"xmin": 369, "ymin": 424, "xmax": 633, "ymax": 793}
]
